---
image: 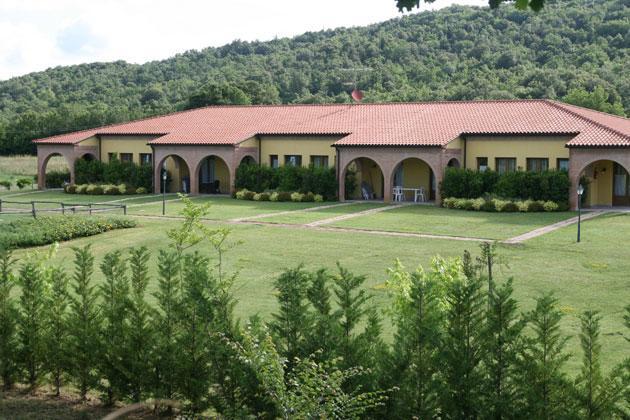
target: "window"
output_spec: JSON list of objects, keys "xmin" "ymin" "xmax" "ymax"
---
[
  {"xmin": 557, "ymin": 158, "xmax": 569, "ymax": 172},
  {"xmin": 120, "ymin": 153, "xmax": 133, "ymax": 163},
  {"xmin": 495, "ymin": 158, "xmax": 516, "ymax": 174},
  {"xmin": 284, "ymin": 155, "xmax": 302, "ymax": 167},
  {"xmin": 477, "ymin": 157, "xmax": 489, "ymax": 172},
  {"xmin": 140, "ymin": 153, "xmax": 152, "ymax": 165},
  {"xmin": 527, "ymin": 158, "xmax": 549, "ymax": 172},
  {"xmin": 310, "ymin": 155, "xmax": 329, "ymax": 168},
  {"xmin": 269, "ymin": 155, "xmax": 279, "ymax": 168}
]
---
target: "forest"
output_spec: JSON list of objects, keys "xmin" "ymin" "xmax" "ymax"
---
[{"xmin": 0, "ymin": 0, "xmax": 628, "ymax": 154}]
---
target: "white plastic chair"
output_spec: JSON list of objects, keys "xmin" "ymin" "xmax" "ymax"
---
[
  {"xmin": 393, "ymin": 186, "xmax": 404, "ymax": 202},
  {"xmin": 414, "ymin": 187, "xmax": 426, "ymax": 203}
]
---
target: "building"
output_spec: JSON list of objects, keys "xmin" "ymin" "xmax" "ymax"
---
[{"xmin": 33, "ymin": 100, "xmax": 630, "ymax": 209}]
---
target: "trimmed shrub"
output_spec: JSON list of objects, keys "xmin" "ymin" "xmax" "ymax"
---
[
  {"xmin": 471, "ymin": 197, "xmax": 485, "ymax": 211},
  {"xmin": 64, "ymin": 184, "xmax": 77, "ymax": 194},
  {"xmin": 236, "ymin": 189, "xmax": 250, "ymax": 200},
  {"xmin": 303, "ymin": 192, "xmax": 315, "ymax": 202},
  {"xmin": 0, "ymin": 180, "xmax": 11, "ymax": 190},
  {"xmin": 16, "ymin": 178, "xmax": 33, "ymax": 189},
  {"xmin": 276, "ymin": 191, "xmax": 292, "ymax": 202},
  {"xmin": 253, "ymin": 193, "xmax": 262, "ymax": 201},
  {"xmin": 543, "ymin": 201, "xmax": 559, "ymax": 212},
  {"xmin": 481, "ymin": 199, "xmax": 497, "ymax": 212},
  {"xmin": 499, "ymin": 200, "xmax": 520, "ymax": 212},
  {"xmin": 258, "ymin": 192, "xmax": 271, "ymax": 201},
  {"xmin": 86, "ymin": 184, "xmax": 104, "ymax": 195},
  {"xmin": 75, "ymin": 157, "xmax": 151, "ymax": 189},
  {"xmin": 103, "ymin": 185, "xmax": 120, "ymax": 195},
  {"xmin": 442, "ymin": 197, "xmax": 457, "ymax": 209},
  {"xmin": 75, "ymin": 184, "xmax": 88, "ymax": 194},
  {"xmin": 527, "ymin": 200, "xmax": 545, "ymax": 212},
  {"xmin": 314, "ymin": 194, "xmax": 324, "ymax": 202},
  {"xmin": 269, "ymin": 191, "xmax": 279, "ymax": 202},
  {"xmin": 291, "ymin": 192, "xmax": 304, "ymax": 202},
  {"xmin": 136, "ymin": 187, "xmax": 148, "ymax": 194}
]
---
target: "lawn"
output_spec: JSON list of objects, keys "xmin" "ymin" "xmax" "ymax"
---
[
  {"xmin": 6, "ymin": 194, "xmax": 628, "ymax": 373},
  {"xmin": 331, "ymin": 204, "xmax": 577, "ymax": 240},
  {"xmin": 259, "ymin": 202, "xmax": 387, "ymax": 224}
]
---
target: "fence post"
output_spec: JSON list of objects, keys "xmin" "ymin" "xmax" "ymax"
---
[
  {"xmin": 61, "ymin": 202, "xmax": 65, "ymax": 215},
  {"xmin": 123, "ymin": 205, "xmax": 127, "ymax": 215},
  {"xmin": 0, "ymin": 198, "xmax": 2, "ymax": 213},
  {"xmin": 88, "ymin": 203, "xmax": 92, "ymax": 216},
  {"xmin": 31, "ymin": 201, "xmax": 36, "ymax": 219}
]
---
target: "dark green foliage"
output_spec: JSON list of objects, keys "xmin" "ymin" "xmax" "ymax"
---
[
  {"xmin": 235, "ymin": 163, "xmax": 337, "ymax": 199},
  {"xmin": 269, "ymin": 265, "xmax": 312, "ymax": 366},
  {"xmin": 99, "ymin": 250, "xmax": 131, "ymax": 405},
  {"xmin": 305, "ymin": 269, "xmax": 339, "ymax": 361},
  {"xmin": 67, "ymin": 246, "xmax": 101, "ymax": 400},
  {"xmin": 15, "ymin": 178, "xmax": 33, "ymax": 190},
  {"xmin": 564, "ymin": 86, "xmax": 626, "ymax": 116},
  {"xmin": 75, "ymin": 155, "xmax": 151, "ymax": 189},
  {"xmin": 442, "ymin": 167, "xmax": 570, "ymax": 203},
  {"xmin": 518, "ymin": 294, "xmax": 573, "ymax": 419},
  {"xmin": 397, "ymin": 0, "xmax": 548, "ymax": 11},
  {"xmin": 0, "ymin": 216, "xmax": 136, "ymax": 249},
  {"xmin": 74, "ymin": 159, "xmax": 105, "ymax": 185},
  {"xmin": 0, "ymin": 249, "xmax": 17, "ymax": 389},
  {"xmin": 45, "ymin": 170, "xmax": 70, "ymax": 188},
  {"xmin": 4, "ymin": 1, "xmax": 627, "ymax": 154},
  {"xmin": 44, "ymin": 266, "xmax": 70, "ymax": 396},
  {"xmin": 441, "ymin": 265, "xmax": 486, "ymax": 418},
  {"xmin": 185, "ymin": 82, "xmax": 251, "ymax": 109},
  {"xmin": 16, "ymin": 259, "xmax": 47, "ymax": 388}
]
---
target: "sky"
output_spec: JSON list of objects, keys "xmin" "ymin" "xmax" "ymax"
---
[{"xmin": 0, "ymin": 0, "xmax": 486, "ymax": 81}]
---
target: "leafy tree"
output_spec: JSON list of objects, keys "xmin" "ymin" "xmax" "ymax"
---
[
  {"xmin": 396, "ymin": 0, "xmax": 547, "ymax": 11},
  {"xmin": 44, "ymin": 265, "xmax": 70, "ymax": 396},
  {"xmin": 518, "ymin": 294, "xmax": 573, "ymax": 419},
  {"xmin": 574, "ymin": 310, "xmax": 628, "ymax": 419},
  {"xmin": 185, "ymin": 82, "xmax": 251, "ymax": 109},
  {"xmin": 563, "ymin": 86, "xmax": 626, "ymax": 116},
  {"xmin": 67, "ymin": 245, "xmax": 101, "ymax": 400},
  {"xmin": 0, "ymin": 249, "xmax": 17, "ymax": 389},
  {"xmin": 99, "ymin": 250, "xmax": 131, "ymax": 405},
  {"xmin": 305, "ymin": 268, "xmax": 339, "ymax": 361},
  {"xmin": 16, "ymin": 256, "xmax": 47, "ymax": 389}
]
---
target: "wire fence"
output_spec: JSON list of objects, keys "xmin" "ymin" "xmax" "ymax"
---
[{"xmin": 0, "ymin": 199, "xmax": 127, "ymax": 218}]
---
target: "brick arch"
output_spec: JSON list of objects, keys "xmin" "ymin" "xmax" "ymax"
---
[
  {"xmin": 388, "ymin": 156, "xmax": 440, "ymax": 184},
  {"xmin": 568, "ymin": 147, "xmax": 630, "ymax": 209},
  {"xmin": 341, "ymin": 156, "xmax": 386, "ymax": 200},
  {"xmin": 447, "ymin": 157, "xmax": 461, "ymax": 168},
  {"xmin": 154, "ymin": 152, "xmax": 194, "ymax": 194},
  {"xmin": 194, "ymin": 154, "xmax": 231, "ymax": 194},
  {"xmin": 37, "ymin": 146, "xmax": 75, "ymax": 189}
]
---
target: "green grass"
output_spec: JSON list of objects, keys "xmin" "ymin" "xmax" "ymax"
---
[
  {"xmin": 260, "ymin": 202, "xmax": 387, "ymax": 224},
  {"xmin": 331, "ymin": 205, "xmax": 577, "ymax": 240},
  {"xmin": 4, "ymin": 192, "xmax": 628, "ymax": 372},
  {"xmin": 0, "ymin": 155, "xmax": 66, "ymax": 189}
]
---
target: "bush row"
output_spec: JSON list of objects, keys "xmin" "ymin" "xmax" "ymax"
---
[
  {"xmin": 235, "ymin": 188, "xmax": 324, "ymax": 202},
  {"xmin": 0, "ymin": 215, "xmax": 136, "ymax": 249},
  {"xmin": 0, "ymin": 177, "xmax": 34, "ymax": 190},
  {"xmin": 442, "ymin": 196, "xmax": 568, "ymax": 212},
  {"xmin": 235, "ymin": 163, "xmax": 336, "ymax": 200},
  {"xmin": 441, "ymin": 168, "xmax": 570, "ymax": 203},
  {"xmin": 75, "ymin": 156, "xmax": 152, "ymax": 189},
  {"xmin": 65, "ymin": 183, "xmax": 148, "ymax": 195}
]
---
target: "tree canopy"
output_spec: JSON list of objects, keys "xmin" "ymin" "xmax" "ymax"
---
[{"xmin": 0, "ymin": 0, "xmax": 627, "ymax": 154}]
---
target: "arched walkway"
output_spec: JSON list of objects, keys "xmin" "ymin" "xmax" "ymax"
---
[
  {"xmin": 447, "ymin": 158, "xmax": 460, "ymax": 168},
  {"xmin": 391, "ymin": 157, "xmax": 436, "ymax": 202},
  {"xmin": 39, "ymin": 152, "xmax": 72, "ymax": 189},
  {"xmin": 196, "ymin": 155, "xmax": 230, "ymax": 194},
  {"xmin": 578, "ymin": 159, "xmax": 630, "ymax": 207},
  {"xmin": 343, "ymin": 157, "xmax": 384, "ymax": 200},
  {"xmin": 157, "ymin": 155, "xmax": 191, "ymax": 193}
]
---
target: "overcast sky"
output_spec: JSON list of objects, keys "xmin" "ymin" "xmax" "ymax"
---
[{"xmin": 0, "ymin": 0, "xmax": 486, "ymax": 81}]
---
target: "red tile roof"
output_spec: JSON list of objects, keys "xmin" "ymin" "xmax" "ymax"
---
[{"xmin": 32, "ymin": 99, "xmax": 630, "ymax": 148}]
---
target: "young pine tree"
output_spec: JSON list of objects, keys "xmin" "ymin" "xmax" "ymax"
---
[
  {"xmin": 387, "ymin": 265, "xmax": 444, "ymax": 419},
  {"xmin": 482, "ymin": 278, "xmax": 526, "ymax": 419},
  {"xmin": 574, "ymin": 310, "xmax": 628, "ymax": 419},
  {"xmin": 518, "ymin": 294, "xmax": 572, "ymax": 419},
  {"xmin": 0, "ymin": 249, "xmax": 17, "ymax": 389},
  {"xmin": 44, "ymin": 266, "xmax": 70, "ymax": 397},
  {"xmin": 304, "ymin": 268, "xmax": 339, "ymax": 361},
  {"xmin": 127, "ymin": 246, "xmax": 155, "ymax": 402},
  {"xmin": 17, "ymin": 258, "xmax": 47, "ymax": 389},
  {"xmin": 99, "ymin": 250, "xmax": 131, "ymax": 405},
  {"xmin": 441, "ymin": 255, "xmax": 486, "ymax": 419},
  {"xmin": 67, "ymin": 245, "xmax": 101, "ymax": 400},
  {"xmin": 269, "ymin": 265, "xmax": 312, "ymax": 366},
  {"xmin": 152, "ymin": 249, "xmax": 180, "ymax": 403}
]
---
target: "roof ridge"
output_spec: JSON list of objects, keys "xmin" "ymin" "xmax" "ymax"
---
[
  {"xmin": 544, "ymin": 99, "xmax": 630, "ymax": 141},
  {"xmin": 548, "ymin": 99, "xmax": 630, "ymax": 122}
]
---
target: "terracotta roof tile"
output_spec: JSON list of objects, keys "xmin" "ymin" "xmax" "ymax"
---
[{"xmin": 32, "ymin": 100, "xmax": 630, "ymax": 148}]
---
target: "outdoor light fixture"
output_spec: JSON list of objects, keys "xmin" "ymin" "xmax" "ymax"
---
[
  {"xmin": 162, "ymin": 168, "xmax": 167, "ymax": 216},
  {"xmin": 577, "ymin": 184, "xmax": 584, "ymax": 243}
]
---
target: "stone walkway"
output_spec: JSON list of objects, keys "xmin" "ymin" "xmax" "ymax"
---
[
  {"xmin": 229, "ymin": 201, "xmax": 354, "ymax": 222},
  {"xmin": 305, "ymin": 203, "xmax": 409, "ymax": 227},
  {"xmin": 503, "ymin": 210, "xmax": 604, "ymax": 244}
]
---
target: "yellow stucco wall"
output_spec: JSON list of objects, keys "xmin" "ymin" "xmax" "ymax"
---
[
  {"xmin": 259, "ymin": 135, "xmax": 340, "ymax": 167},
  {"xmin": 464, "ymin": 135, "xmax": 571, "ymax": 171},
  {"xmin": 77, "ymin": 136, "xmax": 98, "ymax": 147},
  {"xmin": 162, "ymin": 155, "xmax": 190, "ymax": 193},
  {"xmin": 238, "ymin": 136, "xmax": 258, "ymax": 148},
  {"xmin": 396, "ymin": 159, "xmax": 431, "ymax": 200},
  {"xmin": 99, "ymin": 135, "xmax": 154, "ymax": 164},
  {"xmin": 583, "ymin": 160, "xmax": 613, "ymax": 207},
  {"xmin": 347, "ymin": 158, "xmax": 383, "ymax": 199},
  {"xmin": 446, "ymin": 137, "xmax": 462, "ymax": 149}
]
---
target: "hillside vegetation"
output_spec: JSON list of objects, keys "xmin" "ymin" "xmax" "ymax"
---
[{"xmin": 0, "ymin": 0, "xmax": 628, "ymax": 154}]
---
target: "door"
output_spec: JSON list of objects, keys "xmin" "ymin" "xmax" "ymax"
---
[{"xmin": 612, "ymin": 163, "xmax": 630, "ymax": 206}]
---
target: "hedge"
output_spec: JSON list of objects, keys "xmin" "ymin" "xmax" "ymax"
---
[
  {"xmin": 0, "ymin": 215, "xmax": 136, "ymax": 249},
  {"xmin": 441, "ymin": 168, "xmax": 570, "ymax": 203},
  {"xmin": 45, "ymin": 170, "xmax": 70, "ymax": 188},
  {"xmin": 442, "ymin": 197, "xmax": 568, "ymax": 212},
  {"xmin": 65, "ymin": 183, "xmax": 147, "ymax": 195},
  {"xmin": 235, "ymin": 163, "xmax": 336, "ymax": 200},
  {"xmin": 236, "ymin": 188, "xmax": 323, "ymax": 202},
  {"xmin": 75, "ymin": 157, "xmax": 152, "ymax": 189}
]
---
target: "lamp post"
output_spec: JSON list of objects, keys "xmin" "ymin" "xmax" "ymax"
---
[
  {"xmin": 162, "ymin": 167, "xmax": 167, "ymax": 216},
  {"xmin": 577, "ymin": 184, "xmax": 584, "ymax": 243}
]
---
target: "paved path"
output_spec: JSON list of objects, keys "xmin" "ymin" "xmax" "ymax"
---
[
  {"xmin": 503, "ymin": 211, "xmax": 604, "ymax": 244},
  {"xmin": 229, "ymin": 202, "xmax": 354, "ymax": 222},
  {"xmin": 305, "ymin": 203, "xmax": 409, "ymax": 227}
]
